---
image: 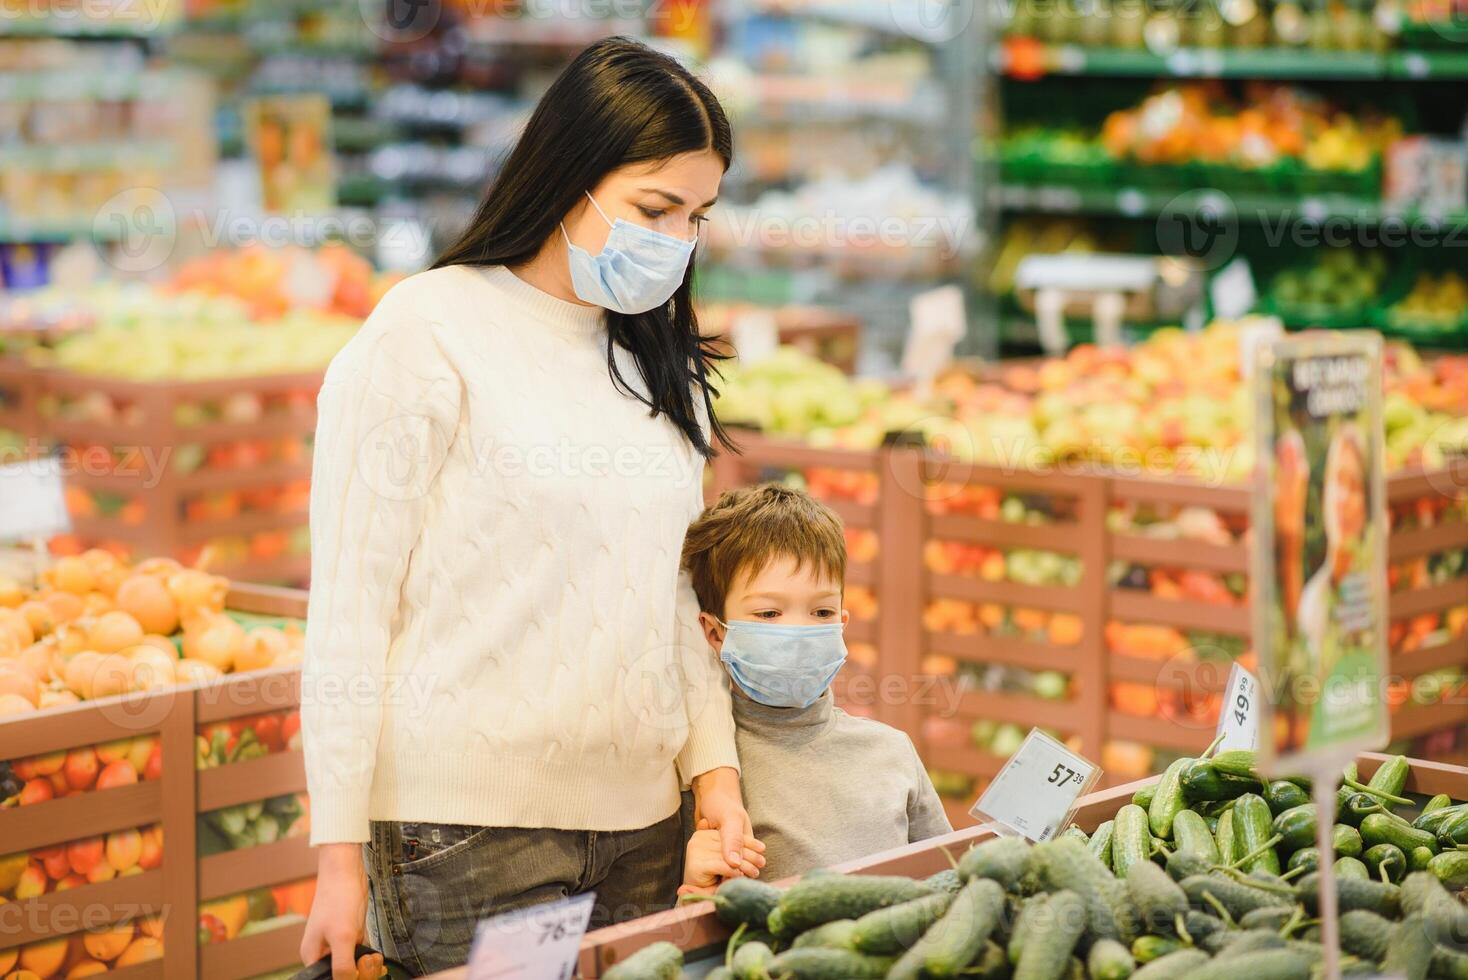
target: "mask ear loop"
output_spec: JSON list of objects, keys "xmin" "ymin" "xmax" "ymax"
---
[{"xmin": 583, "ymin": 190, "xmax": 615, "ymax": 227}]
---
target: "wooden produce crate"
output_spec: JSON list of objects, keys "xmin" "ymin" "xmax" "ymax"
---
[
  {"xmin": 701, "ymin": 305, "xmax": 862, "ymax": 374},
  {"xmin": 0, "ymin": 584, "xmax": 313, "ymax": 980},
  {"xmin": 34, "ymin": 369, "xmax": 320, "ymax": 585},
  {"xmin": 509, "ymin": 751, "xmax": 1459, "ymax": 978},
  {"xmin": 708, "ymin": 434, "xmax": 887, "ymax": 721},
  {"xmin": 0, "ymin": 356, "xmax": 39, "ymax": 439}
]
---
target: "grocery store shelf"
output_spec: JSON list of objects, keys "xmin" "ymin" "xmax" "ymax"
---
[
  {"xmin": 0, "ymin": 16, "xmax": 178, "ymax": 37},
  {"xmin": 462, "ymin": 17, "xmax": 642, "ymax": 47},
  {"xmin": 995, "ymin": 42, "xmax": 1468, "ymax": 80},
  {"xmin": 927, "ymin": 630, "xmax": 1084, "ymax": 673},
  {"xmin": 923, "ymin": 744, "xmax": 1010, "ymax": 780},
  {"xmin": 739, "ymin": 0, "xmax": 961, "ymax": 42},
  {"xmin": 0, "ymin": 71, "xmax": 181, "ymax": 102},
  {"xmin": 0, "ymin": 140, "xmax": 177, "ymax": 172},
  {"xmin": 1107, "ymin": 712, "xmax": 1214, "ymax": 754}
]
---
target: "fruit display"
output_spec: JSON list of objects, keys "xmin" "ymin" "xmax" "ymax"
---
[
  {"xmin": 0, "ymin": 821, "xmax": 163, "ymax": 902},
  {"xmin": 2, "ymin": 920, "xmax": 164, "ymax": 980},
  {"xmin": 1266, "ymin": 247, "xmax": 1390, "ymax": 327},
  {"xmin": 666, "ymin": 752, "xmax": 1467, "ymax": 979},
  {"xmin": 197, "ymin": 877, "xmax": 315, "ymax": 946},
  {"xmin": 1382, "ymin": 271, "xmax": 1468, "ymax": 342}
]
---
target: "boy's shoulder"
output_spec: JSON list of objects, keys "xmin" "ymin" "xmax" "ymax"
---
[{"xmin": 828, "ymin": 707, "xmax": 919, "ymax": 756}]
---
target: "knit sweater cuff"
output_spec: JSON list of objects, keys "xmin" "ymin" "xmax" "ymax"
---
[
  {"xmin": 308, "ymin": 789, "xmax": 372, "ymax": 846},
  {"xmin": 676, "ymin": 719, "xmax": 740, "ymax": 790}
]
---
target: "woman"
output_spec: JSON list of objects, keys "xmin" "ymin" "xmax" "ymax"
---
[{"xmin": 298, "ymin": 37, "xmax": 762, "ymax": 979}]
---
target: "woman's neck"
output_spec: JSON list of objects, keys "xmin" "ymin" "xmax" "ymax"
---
[{"xmin": 509, "ymin": 235, "xmax": 598, "ymax": 309}]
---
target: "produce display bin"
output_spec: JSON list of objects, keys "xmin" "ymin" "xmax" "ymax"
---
[
  {"xmin": 0, "ymin": 357, "xmax": 38, "ymax": 439},
  {"xmin": 0, "ymin": 584, "xmax": 312, "ymax": 980},
  {"xmin": 32, "ymin": 368, "xmax": 320, "ymax": 585},
  {"xmin": 707, "ymin": 431, "xmax": 1468, "ymax": 817},
  {"xmin": 491, "ymin": 751, "xmax": 1460, "ymax": 978},
  {"xmin": 700, "ymin": 306, "xmax": 862, "ymax": 374}
]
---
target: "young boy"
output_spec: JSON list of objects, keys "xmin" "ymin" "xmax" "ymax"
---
[{"xmin": 679, "ymin": 483, "xmax": 951, "ymax": 890}]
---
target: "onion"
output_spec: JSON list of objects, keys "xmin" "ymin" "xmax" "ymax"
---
[{"xmin": 115, "ymin": 576, "xmax": 179, "ymax": 635}]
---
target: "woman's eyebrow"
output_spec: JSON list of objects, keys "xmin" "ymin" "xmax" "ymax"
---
[{"xmin": 640, "ymin": 188, "xmax": 719, "ymax": 208}]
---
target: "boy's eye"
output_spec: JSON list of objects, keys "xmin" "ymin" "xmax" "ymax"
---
[
  {"xmin": 637, "ymin": 206, "xmax": 666, "ymax": 220},
  {"xmin": 814, "ymin": 608, "xmax": 837, "ymax": 618},
  {"xmin": 754, "ymin": 610, "xmax": 780, "ymax": 619}
]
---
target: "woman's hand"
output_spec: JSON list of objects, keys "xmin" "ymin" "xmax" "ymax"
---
[
  {"xmin": 681, "ymin": 820, "xmax": 765, "ymax": 893},
  {"xmin": 300, "ymin": 843, "xmax": 369, "ymax": 980},
  {"xmin": 691, "ymin": 767, "xmax": 761, "ymax": 871}
]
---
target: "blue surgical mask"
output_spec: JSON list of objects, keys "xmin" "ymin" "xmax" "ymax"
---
[
  {"xmin": 562, "ymin": 191, "xmax": 696, "ymax": 315},
  {"xmin": 717, "ymin": 619, "xmax": 847, "ymax": 709}
]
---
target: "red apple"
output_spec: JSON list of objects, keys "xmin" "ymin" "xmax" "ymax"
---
[
  {"xmin": 96, "ymin": 760, "xmax": 137, "ymax": 791},
  {"xmin": 18, "ymin": 778, "xmax": 54, "ymax": 806},
  {"xmin": 55, "ymin": 874, "xmax": 87, "ymax": 892},
  {"xmin": 142, "ymin": 742, "xmax": 162, "ymax": 782},
  {"xmin": 62, "ymin": 748, "xmax": 98, "ymax": 792},
  {"xmin": 137, "ymin": 827, "xmax": 163, "ymax": 871},
  {"xmin": 15, "ymin": 864, "xmax": 48, "ymax": 899},
  {"xmin": 39, "ymin": 846, "xmax": 70, "ymax": 881},
  {"xmin": 66, "ymin": 837, "xmax": 104, "ymax": 877}
]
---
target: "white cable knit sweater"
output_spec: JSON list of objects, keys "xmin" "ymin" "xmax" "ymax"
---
[{"xmin": 301, "ymin": 263, "xmax": 737, "ymax": 845}]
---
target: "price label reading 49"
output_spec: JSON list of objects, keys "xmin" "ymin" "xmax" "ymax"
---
[
  {"xmin": 972, "ymin": 729, "xmax": 1101, "ymax": 843},
  {"xmin": 1215, "ymin": 662, "xmax": 1261, "ymax": 753}
]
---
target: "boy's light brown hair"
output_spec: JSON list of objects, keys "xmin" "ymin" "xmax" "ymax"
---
[{"xmin": 681, "ymin": 483, "xmax": 846, "ymax": 617}]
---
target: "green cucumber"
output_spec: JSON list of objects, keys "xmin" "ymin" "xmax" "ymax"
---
[
  {"xmin": 1214, "ymin": 929, "xmax": 1286, "ymax": 959},
  {"xmin": 1264, "ymin": 780, "xmax": 1310, "ymax": 815},
  {"xmin": 791, "ymin": 918, "xmax": 857, "ymax": 950},
  {"xmin": 1411, "ymin": 846, "xmax": 1436, "ymax": 873},
  {"xmin": 1027, "ymin": 837, "xmax": 1131, "ymax": 943},
  {"xmin": 1088, "ymin": 938, "xmax": 1136, "ymax": 980},
  {"xmin": 1286, "ymin": 847, "xmax": 1319, "ymax": 874},
  {"xmin": 1383, "ymin": 914, "xmax": 1434, "ymax": 980},
  {"xmin": 1130, "ymin": 937, "xmax": 1183, "ymax": 965},
  {"xmin": 1402, "ymin": 870, "xmax": 1468, "ymax": 948},
  {"xmin": 695, "ymin": 878, "xmax": 783, "ymax": 928},
  {"xmin": 1061, "ymin": 825, "xmax": 1090, "ymax": 846},
  {"xmin": 1180, "ymin": 910, "xmax": 1226, "ymax": 947},
  {"xmin": 1430, "ymin": 850, "xmax": 1468, "ymax": 890},
  {"xmin": 1367, "ymin": 755, "xmax": 1412, "ymax": 798},
  {"xmin": 1438, "ymin": 811, "xmax": 1468, "ymax": 850},
  {"xmin": 1340, "ymin": 792, "xmax": 1387, "ymax": 826},
  {"xmin": 1333, "ymin": 824, "xmax": 1364, "ymax": 858},
  {"xmin": 1126, "ymin": 861, "xmax": 1187, "ymax": 935},
  {"xmin": 1298, "ymin": 871, "xmax": 1401, "ymax": 916},
  {"xmin": 1171, "ymin": 810, "xmax": 1220, "ymax": 863},
  {"xmin": 603, "ymin": 940, "xmax": 683, "ymax": 980},
  {"xmin": 1362, "ymin": 812, "xmax": 1439, "ymax": 854},
  {"xmin": 1191, "ymin": 949, "xmax": 1311, "ymax": 980},
  {"xmin": 967, "ymin": 941, "xmax": 1009, "ymax": 980},
  {"xmin": 731, "ymin": 941, "xmax": 774, "ymax": 980},
  {"xmin": 1149, "ymin": 759, "xmax": 1192, "ymax": 838},
  {"xmin": 1338, "ymin": 908, "xmax": 1392, "ymax": 961},
  {"xmin": 1233, "ymin": 794, "xmax": 1282, "ymax": 874},
  {"xmin": 1272, "ymin": 804, "xmax": 1318, "ymax": 852},
  {"xmin": 1165, "ymin": 849, "xmax": 1212, "ymax": 882},
  {"xmin": 888, "ymin": 877, "xmax": 1005, "ymax": 980},
  {"xmin": 1132, "ymin": 783, "xmax": 1157, "ymax": 810},
  {"xmin": 1180, "ymin": 874, "xmax": 1294, "ymax": 917},
  {"xmin": 707, "ymin": 968, "xmax": 732, "ymax": 980},
  {"xmin": 959, "ymin": 835, "xmax": 1031, "ymax": 889},
  {"xmin": 1008, "ymin": 894, "xmax": 1048, "ymax": 967},
  {"xmin": 1240, "ymin": 906, "xmax": 1296, "ymax": 931},
  {"xmin": 1210, "ymin": 749, "xmax": 1259, "ymax": 779},
  {"xmin": 1214, "ymin": 807, "xmax": 1238, "ymax": 864},
  {"xmin": 1422, "ymin": 793, "xmax": 1454, "ymax": 816},
  {"xmin": 926, "ymin": 869, "xmax": 962, "ymax": 895},
  {"xmin": 1090, "ymin": 820, "xmax": 1116, "ymax": 869},
  {"xmin": 1113, "ymin": 805, "xmax": 1152, "ymax": 880},
  {"xmin": 1181, "ymin": 758, "xmax": 1260, "ymax": 801},
  {"xmin": 1014, "ymin": 890, "xmax": 1086, "ymax": 980},
  {"xmin": 1416, "ymin": 803, "xmax": 1468, "ymax": 834},
  {"xmin": 1130, "ymin": 949, "xmax": 1208, "ymax": 980},
  {"xmin": 773, "ymin": 874, "xmax": 933, "ymax": 935},
  {"xmin": 850, "ymin": 892, "xmax": 953, "ymax": 955},
  {"xmin": 763, "ymin": 948, "xmax": 892, "ymax": 978},
  {"xmin": 1364, "ymin": 842, "xmax": 1408, "ymax": 883},
  {"xmin": 1335, "ymin": 856, "xmax": 1370, "ymax": 880},
  {"xmin": 767, "ymin": 906, "xmax": 788, "ymax": 939}
]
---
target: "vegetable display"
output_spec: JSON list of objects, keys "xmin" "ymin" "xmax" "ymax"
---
[{"xmin": 666, "ymin": 752, "xmax": 1467, "ymax": 979}]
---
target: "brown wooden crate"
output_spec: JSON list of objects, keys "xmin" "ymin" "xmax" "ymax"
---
[
  {"xmin": 1109, "ymin": 592, "xmax": 1252, "ymax": 636},
  {"xmin": 928, "ymin": 513, "xmax": 1083, "ymax": 552},
  {"xmin": 1390, "ymin": 520, "xmax": 1468, "ymax": 562},
  {"xmin": 926, "ymin": 631, "xmax": 1084, "ymax": 673},
  {"xmin": 199, "ymin": 836, "xmax": 314, "ymax": 902},
  {"xmin": 1110, "ymin": 533, "xmax": 1249, "ymax": 574},
  {"xmin": 1391, "ymin": 633, "xmax": 1468, "ymax": 677},
  {"xmin": 927, "ymin": 572, "xmax": 1085, "ymax": 613},
  {"xmin": 2, "ymin": 782, "xmax": 162, "ymax": 855},
  {"xmin": 1390, "ymin": 580, "xmax": 1468, "ymax": 620},
  {"xmin": 923, "ymin": 743, "xmax": 1008, "ymax": 779},
  {"xmin": 955, "ymin": 690, "xmax": 1082, "ymax": 732},
  {"xmin": 1106, "ymin": 713, "xmax": 1215, "ymax": 754},
  {"xmin": 199, "ymin": 921, "xmax": 309, "ymax": 980},
  {"xmin": 0, "ymin": 870, "xmax": 165, "ymax": 950},
  {"xmin": 197, "ymin": 751, "xmax": 307, "ymax": 812}
]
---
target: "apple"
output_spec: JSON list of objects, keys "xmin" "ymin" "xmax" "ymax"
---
[
  {"xmin": 137, "ymin": 827, "xmax": 163, "ymax": 871},
  {"xmin": 96, "ymin": 760, "xmax": 138, "ymax": 791},
  {"xmin": 126, "ymin": 736, "xmax": 155, "ymax": 776},
  {"xmin": 15, "ymin": 864, "xmax": 48, "ymax": 900},
  {"xmin": 55, "ymin": 874, "xmax": 87, "ymax": 892},
  {"xmin": 62, "ymin": 748, "xmax": 98, "ymax": 792},
  {"xmin": 18, "ymin": 778, "xmax": 54, "ymax": 807},
  {"xmin": 104, "ymin": 829, "xmax": 142, "ymax": 873},
  {"xmin": 66, "ymin": 837, "xmax": 104, "ymax": 877}
]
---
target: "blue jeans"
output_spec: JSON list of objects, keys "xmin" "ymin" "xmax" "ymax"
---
[{"xmin": 363, "ymin": 814, "xmax": 683, "ymax": 976}]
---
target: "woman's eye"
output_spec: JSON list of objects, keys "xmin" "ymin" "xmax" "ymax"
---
[
  {"xmin": 637, "ymin": 206, "xmax": 666, "ymax": 220},
  {"xmin": 692, "ymin": 213, "xmax": 709, "ymax": 227}
]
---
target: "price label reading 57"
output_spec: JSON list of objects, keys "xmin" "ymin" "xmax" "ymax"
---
[{"xmin": 972, "ymin": 729, "xmax": 1101, "ymax": 843}]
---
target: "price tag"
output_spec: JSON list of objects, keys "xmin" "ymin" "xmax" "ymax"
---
[
  {"xmin": 1236, "ymin": 315, "xmax": 1283, "ymax": 380},
  {"xmin": 731, "ymin": 309, "xmax": 780, "ymax": 366},
  {"xmin": 0, "ymin": 457, "xmax": 70, "ymax": 542},
  {"xmin": 1211, "ymin": 257, "xmax": 1258, "ymax": 321},
  {"xmin": 901, "ymin": 285, "xmax": 965, "ymax": 397},
  {"xmin": 466, "ymin": 892, "xmax": 594, "ymax": 980},
  {"xmin": 972, "ymin": 729, "xmax": 1101, "ymax": 842},
  {"xmin": 1216, "ymin": 661, "xmax": 1261, "ymax": 752}
]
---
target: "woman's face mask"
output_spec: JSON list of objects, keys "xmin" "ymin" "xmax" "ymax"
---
[
  {"xmin": 716, "ymin": 618, "xmax": 848, "ymax": 709},
  {"xmin": 562, "ymin": 191, "xmax": 695, "ymax": 315}
]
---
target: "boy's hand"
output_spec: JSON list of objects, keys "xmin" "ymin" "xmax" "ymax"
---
[
  {"xmin": 692, "ymin": 767, "xmax": 758, "ymax": 871},
  {"xmin": 681, "ymin": 823, "xmax": 766, "ymax": 890}
]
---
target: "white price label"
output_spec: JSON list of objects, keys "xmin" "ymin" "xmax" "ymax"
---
[
  {"xmin": 731, "ymin": 310, "xmax": 780, "ymax": 366},
  {"xmin": 972, "ymin": 729, "xmax": 1101, "ymax": 842},
  {"xmin": 0, "ymin": 457, "xmax": 70, "ymax": 542},
  {"xmin": 902, "ymin": 285, "xmax": 966, "ymax": 396},
  {"xmin": 466, "ymin": 892, "xmax": 594, "ymax": 980},
  {"xmin": 1211, "ymin": 257, "xmax": 1258, "ymax": 322},
  {"xmin": 1216, "ymin": 661, "xmax": 1261, "ymax": 752}
]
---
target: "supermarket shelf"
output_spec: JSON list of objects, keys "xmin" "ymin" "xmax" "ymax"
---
[
  {"xmin": 462, "ymin": 17, "xmax": 642, "ymax": 47},
  {"xmin": 995, "ymin": 43, "xmax": 1468, "ymax": 79},
  {"xmin": 955, "ymin": 689, "xmax": 1082, "ymax": 732},
  {"xmin": 1107, "ymin": 712, "xmax": 1214, "ymax": 754},
  {"xmin": 0, "ymin": 140, "xmax": 177, "ymax": 172},
  {"xmin": 926, "ymin": 630, "xmax": 1084, "ymax": 673},
  {"xmin": 0, "ymin": 71, "xmax": 182, "ymax": 102},
  {"xmin": 1109, "ymin": 591, "xmax": 1251, "ymax": 637},
  {"xmin": 1390, "ymin": 700, "xmax": 1468, "ymax": 741},
  {"xmin": 0, "ymin": 16, "xmax": 178, "ymax": 37},
  {"xmin": 923, "ymin": 744, "xmax": 1010, "ymax": 780},
  {"xmin": 740, "ymin": 0, "xmax": 960, "ymax": 42}
]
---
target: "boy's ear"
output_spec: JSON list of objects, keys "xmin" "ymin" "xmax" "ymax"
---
[
  {"xmin": 840, "ymin": 607, "xmax": 851, "ymax": 628},
  {"xmin": 698, "ymin": 611, "xmax": 726, "ymax": 653}
]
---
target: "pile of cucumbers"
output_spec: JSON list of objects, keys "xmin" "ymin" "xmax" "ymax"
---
[{"xmin": 605, "ymin": 751, "xmax": 1468, "ymax": 979}]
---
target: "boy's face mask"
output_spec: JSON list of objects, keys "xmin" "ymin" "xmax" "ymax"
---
[{"xmin": 716, "ymin": 619, "xmax": 847, "ymax": 709}]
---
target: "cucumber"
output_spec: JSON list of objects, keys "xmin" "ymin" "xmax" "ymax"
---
[
  {"xmin": 791, "ymin": 918, "xmax": 857, "ymax": 950},
  {"xmin": 1335, "ymin": 856, "xmax": 1371, "ymax": 880},
  {"xmin": 1333, "ymin": 823, "xmax": 1364, "ymax": 858},
  {"xmin": 850, "ymin": 892, "xmax": 954, "ymax": 955},
  {"xmin": 1421, "ymin": 794, "xmax": 1454, "ymax": 817},
  {"xmin": 708, "ymin": 969, "xmax": 732, "ymax": 980},
  {"xmin": 1181, "ymin": 758, "xmax": 1260, "ymax": 801},
  {"xmin": 1364, "ymin": 842, "xmax": 1407, "ymax": 883},
  {"xmin": 967, "ymin": 941, "xmax": 1009, "ymax": 980},
  {"xmin": 697, "ymin": 878, "xmax": 783, "ymax": 928},
  {"xmin": 1240, "ymin": 906, "xmax": 1296, "ymax": 931},
  {"xmin": 1210, "ymin": 749, "xmax": 1259, "ymax": 779},
  {"xmin": 1090, "ymin": 820, "xmax": 1116, "ymax": 869},
  {"xmin": 1264, "ymin": 780, "xmax": 1310, "ymax": 815},
  {"xmin": 1191, "ymin": 949, "xmax": 1311, "ymax": 980},
  {"xmin": 1272, "ymin": 804, "xmax": 1318, "ymax": 852},
  {"xmin": 1430, "ymin": 850, "xmax": 1468, "ymax": 891},
  {"xmin": 1014, "ymin": 890, "xmax": 1086, "ymax": 980},
  {"xmin": 1133, "ymin": 783, "xmax": 1157, "ymax": 810},
  {"xmin": 926, "ymin": 869, "xmax": 962, "ymax": 895},
  {"xmin": 1088, "ymin": 938, "xmax": 1136, "ymax": 980},
  {"xmin": 1419, "ymin": 803, "xmax": 1468, "ymax": 834},
  {"xmin": 1171, "ymin": 811, "xmax": 1220, "ymax": 863},
  {"xmin": 1008, "ymin": 894, "xmax": 1049, "ymax": 967},
  {"xmin": 959, "ymin": 835, "xmax": 1031, "ymax": 890},
  {"xmin": 1361, "ymin": 812, "xmax": 1439, "ymax": 854},
  {"xmin": 1402, "ymin": 870, "xmax": 1468, "ymax": 948},
  {"xmin": 1214, "ymin": 929, "xmax": 1286, "ymax": 959},
  {"xmin": 1131, "ymin": 949, "xmax": 1208, "ymax": 980},
  {"xmin": 1432, "ymin": 949, "xmax": 1468, "ymax": 980},
  {"xmin": 888, "ymin": 877, "xmax": 1005, "ymax": 980},
  {"xmin": 1233, "ymin": 794, "xmax": 1282, "ymax": 874},
  {"xmin": 773, "ymin": 874, "xmax": 933, "ymax": 935},
  {"xmin": 1439, "ymin": 812, "xmax": 1468, "ymax": 850},
  {"xmin": 1180, "ymin": 910, "xmax": 1226, "ymax": 946},
  {"xmin": 1126, "ymin": 861, "xmax": 1187, "ymax": 935},
  {"xmin": 1384, "ymin": 914, "xmax": 1435, "ymax": 980},
  {"xmin": 1130, "ymin": 936, "xmax": 1183, "ymax": 964},
  {"xmin": 1180, "ymin": 874, "xmax": 1293, "ymax": 917},
  {"xmin": 1338, "ymin": 908, "xmax": 1392, "ymax": 961},
  {"xmin": 1027, "ymin": 837, "xmax": 1131, "ymax": 943},
  {"xmin": 1340, "ymin": 792, "xmax": 1387, "ymax": 826},
  {"xmin": 731, "ymin": 941, "xmax": 774, "ymax": 980},
  {"xmin": 1368, "ymin": 755, "xmax": 1411, "ymax": 798},
  {"xmin": 602, "ymin": 940, "xmax": 683, "ymax": 980},
  {"xmin": 1285, "ymin": 847, "xmax": 1319, "ymax": 874},
  {"xmin": 1113, "ymin": 805, "xmax": 1152, "ymax": 880},
  {"xmin": 763, "ymin": 948, "xmax": 892, "ymax": 978},
  {"xmin": 1215, "ymin": 805, "xmax": 1238, "ymax": 863},
  {"xmin": 1298, "ymin": 871, "xmax": 1401, "ymax": 917},
  {"xmin": 1150, "ymin": 759, "xmax": 1192, "ymax": 838},
  {"xmin": 767, "ymin": 907, "xmax": 788, "ymax": 939},
  {"xmin": 1165, "ymin": 849, "xmax": 1211, "ymax": 882}
]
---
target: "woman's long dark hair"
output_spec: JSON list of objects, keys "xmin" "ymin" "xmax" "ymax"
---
[{"xmin": 435, "ymin": 36, "xmax": 733, "ymax": 458}]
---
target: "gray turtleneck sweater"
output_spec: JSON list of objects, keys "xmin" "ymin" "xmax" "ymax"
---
[{"xmin": 732, "ymin": 691, "xmax": 951, "ymax": 881}]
